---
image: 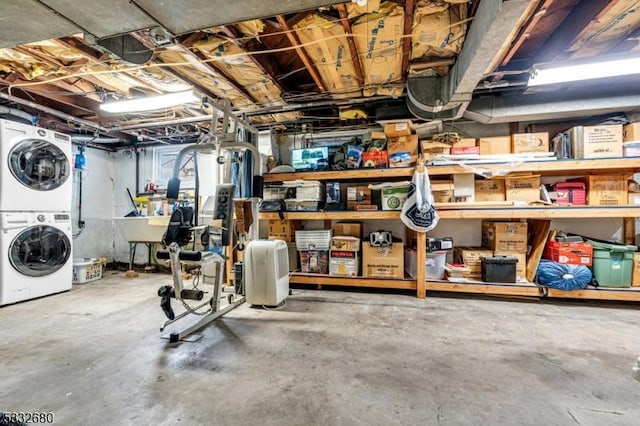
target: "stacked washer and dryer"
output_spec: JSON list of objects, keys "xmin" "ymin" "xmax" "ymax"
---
[{"xmin": 0, "ymin": 119, "xmax": 74, "ymax": 306}]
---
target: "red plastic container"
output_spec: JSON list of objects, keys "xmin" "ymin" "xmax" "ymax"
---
[
  {"xmin": 553, "ymin": 182, "xmax": 586, "ymax": 205},
  {"xmin": 544, "ymin": 241, "xmax": 593, "ymax": 266}
]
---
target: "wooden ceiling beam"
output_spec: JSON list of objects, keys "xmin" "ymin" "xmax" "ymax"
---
[
  {"xmin": 500, "ymin": 0, "xmax": 558, "ymax": 67},
  {"xmin": 401, "ymin": 0, "xmax": 416, "ymax": 82},
  {"xmin": 275, "ymin": 15, "xmax": 325, "ymax": 93},
  {"xmin": 336, "ymin": 4, "xmax": 365, "ymax": 87}
]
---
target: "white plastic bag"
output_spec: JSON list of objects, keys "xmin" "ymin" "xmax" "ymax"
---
[{"xmin": 401, "ymin": 167, "xmax": 439, "ymax": 232}]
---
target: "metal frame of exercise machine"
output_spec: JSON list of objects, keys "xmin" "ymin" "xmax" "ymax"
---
[{"xmin": 158, "ymin": 100, "xmax": 262, "ymax": 342}]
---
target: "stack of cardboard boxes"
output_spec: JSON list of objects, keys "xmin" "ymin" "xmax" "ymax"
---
[{"xmin": 453, "ymin": 221, "xmax": 528, "ymax": 281}]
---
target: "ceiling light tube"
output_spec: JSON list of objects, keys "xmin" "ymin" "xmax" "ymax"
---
[
  {"xmin": 100, "ymin": 90, "xmax": 199, "ymax": 113},
  {"xmin": 528, "ymin": 55, "xmax": 640, "ymax": 87}
]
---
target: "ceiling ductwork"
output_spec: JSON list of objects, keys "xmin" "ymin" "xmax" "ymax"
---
[
  {"xmin": 465, "ymin": 85, "xmax": 640, "ymax": 124},
  {"xmin": 407, "ymin": 0, "xmax": 533, "ymax": 121}
]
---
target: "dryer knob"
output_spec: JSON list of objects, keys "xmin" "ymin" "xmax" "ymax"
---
[{"xmin": 37, "ymin": 214, "xmax": 46, "ymax": 222}]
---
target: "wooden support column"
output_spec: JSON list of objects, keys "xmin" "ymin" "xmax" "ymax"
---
[
  {"xmin": 624, "ymin": 217, "xmax": 636, "ymax": 246},
  {"xmin": 416, "ymin": 231, "xmax": 427, "ymax": 298}
]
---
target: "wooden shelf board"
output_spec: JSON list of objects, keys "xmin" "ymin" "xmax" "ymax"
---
[
  {"xmin": 260, "ymin": 211, "xmax": 401, "ymax": 220},
  {"xmin": 427, "ymin": 157, "xmax": 640, "ymax": 176},
  {"xmin": 546, "ymin": 287, "xmax": 640, "ymax": 301},
  {"xmin": 437, "ymin": 206, "xmax": 640, "ymax": 219},
  {"xmin": 425, "ymin": 281, "xmax": 541, "ymax": 297},
  {"xmin": 263, "ymin": 158, "xmax": 640, "ymax": 182},
  {"xmin": 290, "ymin": 273, "xmax": 416, "ymax": 290},
  {"xmin": 263, "ymin": 167, "xmax": 414, "ymax": 182},
  {"xmin": 260, "ymin": 206, "xmax": 640, "ymax": 221}
]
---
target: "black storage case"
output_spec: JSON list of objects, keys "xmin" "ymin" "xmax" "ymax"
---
[{"xmin": 481, "ymin": 256, "xmax": 517, "ymax": 283}]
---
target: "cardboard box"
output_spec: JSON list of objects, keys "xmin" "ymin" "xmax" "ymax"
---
[
  {"xmin": 346, "ymin": 185, "xmax": 372, "ymax": 210},
  {"xmin": 330, "ymin": 236, "xmax": 360, "ymax": 252},
  {"xmin": 633, "ymin": 253, "xmax": 640, "ymax": 287},
  {"xmin": 421, "ymin": 141, "xmax": 451, "ymax": 159},
  {"xmin": 494, "ymin": 250, "xmax": 526, "ymax": 280},
  {"xmin": 505, "ymin": 174, "xmax": 541, "ymax": 203},
  {"xmin": 569, "ymin": 125, "xmax": 623, "ymax": 158},
  {"xmin": 362, "ymin": 242, "xmax": 404, "ymax": 278},
  {"xmin": 454, "ymin": 137, "xmax": 477, "ymax": 148},
  {"xmin": 454, "ymin": 247, "xmax": 494, "ymax": 277},
  {"xmin": 268, "ymin": 220, "xmax": 301, "ymax": 242},
  {"xmin": 388, "ymin": 135, "xmax": 419, "ymax": 167},
  {"xmin": 329, "ymin": 250, "xmax": 359, "ymax": 277},
  {"xmin": 383, "ymin": 121, "xmax": 412, "ymax": 137},
  {"xmin": 482, "ymin": 221, "xmax": 528, "ymax": 253},
  {"xmin": 371, "ymin": 131, "xmax": 386, "ymax": 140},
  {"xmin": 544, "ymin": 241, "xmax": 593, "ymax": 266},
  {"xmin": 431, "ymin": 180, "xmax": 454, "ymax": 203},
  {"xmin": 629, "ymin": 192, "xmax": 640, "ymax": 205},
  {"xmin": 478, "ymin": 136, "xmax": 511, "ymax": 155},
  {"xmin": 333, "ymin": 222, "xmax": 363, "ymax": 239},
  {"xmin": 450, "ymin": 146, "xmax": 480, "ymax": 155},
  {"xmin": 475, "ymin": 178, "xmax": 506, "ymax": 202},
  {"xmin": 453, "ymin": 174, "xmax": 475, "ymax": 202},
  {"xmin": 299, "ymin": 250, "xmax": 329, "ymax": 274},
  {"xmin": 623, "ymin": 123, "xmax": 640, "ymax": 142},
  {"xmin": 577, "ymin": 175, "xmax": 628, "ymax": 206},
  {"xmin": 512, "ymin": 132, "xmax": 549, "ymax": 153}
]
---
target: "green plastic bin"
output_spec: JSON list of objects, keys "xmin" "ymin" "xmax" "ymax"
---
[{"xmin": 587, "ymin": 240, "xmax": 637, "ymax": 288}]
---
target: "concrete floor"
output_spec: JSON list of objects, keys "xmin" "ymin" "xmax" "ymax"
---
[{"xmin": 1, "ymin": 272, "xmax": 640, "ymax": 426}]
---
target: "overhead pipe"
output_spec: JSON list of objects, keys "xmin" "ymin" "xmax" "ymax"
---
[
  {"xmin": 0, "ymin": 92, "xmax": 108, "ymax": 132},
  {"xmin": 0, "ymin": 105, "xmax": 34, "ymax": 123},
  {"xmin": 70, "ymin": 134, "xmax": 124, "ymax": 144}
]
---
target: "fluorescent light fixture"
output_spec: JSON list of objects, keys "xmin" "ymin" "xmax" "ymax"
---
[
  {"xmin": 528, "ymin": 55, "xmax": 640, "ymax": 87},
  {"xmin": 100, "ymin": 90, "xmax": 199, "ymax": 113}
]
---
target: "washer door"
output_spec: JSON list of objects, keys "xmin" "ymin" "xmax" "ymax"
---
[
  {"xmin": 8, "ymin": 139, "xmax": 70, "ymax": 191},
  {"xmin": 9, "ymin": 225, "xmax": 72, "ymax": 277}
]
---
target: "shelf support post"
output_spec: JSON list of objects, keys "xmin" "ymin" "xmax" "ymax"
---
[{"xmin": 416, "ymin": 232, "xmax": 427, "ymax": 298}]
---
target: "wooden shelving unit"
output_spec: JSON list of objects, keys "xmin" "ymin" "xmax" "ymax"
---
[{"xmin": 265, "ymin": 158, "xmax": 640, "ymax": 301}]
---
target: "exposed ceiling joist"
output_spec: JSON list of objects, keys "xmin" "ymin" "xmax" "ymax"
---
[
  {"xmin": 275, "ymin": 15, "xmax": 326, "ymax": 93},
  {"xmin": 401, "ymin": 0, "xmax": 416, "ymax": 82},
  {"xmin": 336, "ymin": 4, "xmax": 365, "ymax": 87}
]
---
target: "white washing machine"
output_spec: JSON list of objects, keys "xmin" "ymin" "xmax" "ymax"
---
[
  {"xmin": 0, "ymin": 119, "xmax": 72, "ymax": 212},
  {"xmin": 0, "ymin": 211, "xmax": 73, "ymax": 306}
]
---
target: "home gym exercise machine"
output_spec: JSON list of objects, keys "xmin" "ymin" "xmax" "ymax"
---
[{"xmin": 156, "ymin": 100, "xmax": 263, "ymax": 342}]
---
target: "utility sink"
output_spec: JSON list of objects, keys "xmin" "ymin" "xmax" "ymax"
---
[{"xmin": 113, "ymin": 216, "xmax": 170, "ymax": 243}]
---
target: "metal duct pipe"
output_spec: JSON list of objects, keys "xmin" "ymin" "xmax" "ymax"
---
[
  {"xmin": 0, "ymin": 92, "xmax": 108, "ymax": 132},
  {"xmin": 70, "ymin": 134, "xmax": 124, "ymax": 144},
  {"xmin": 465, "ymin": 89, "xmax": 640, "ymax": 124},
  {"xmin": 0, "ymin": 105, "xmax": 34, "ymax": 123}
]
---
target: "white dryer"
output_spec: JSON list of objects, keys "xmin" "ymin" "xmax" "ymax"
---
[
  {"xmin": 0, "ymin": 211, "xmax": 73, "ymax": 306},
  {"xmin": 0, "ymin": 119, "xmax": 72, "ymax": 212}
]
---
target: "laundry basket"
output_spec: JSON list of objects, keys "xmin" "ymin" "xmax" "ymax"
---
[{"xmin": 73, "ymin": 258, "xmax": 103, "ymax": 284}]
